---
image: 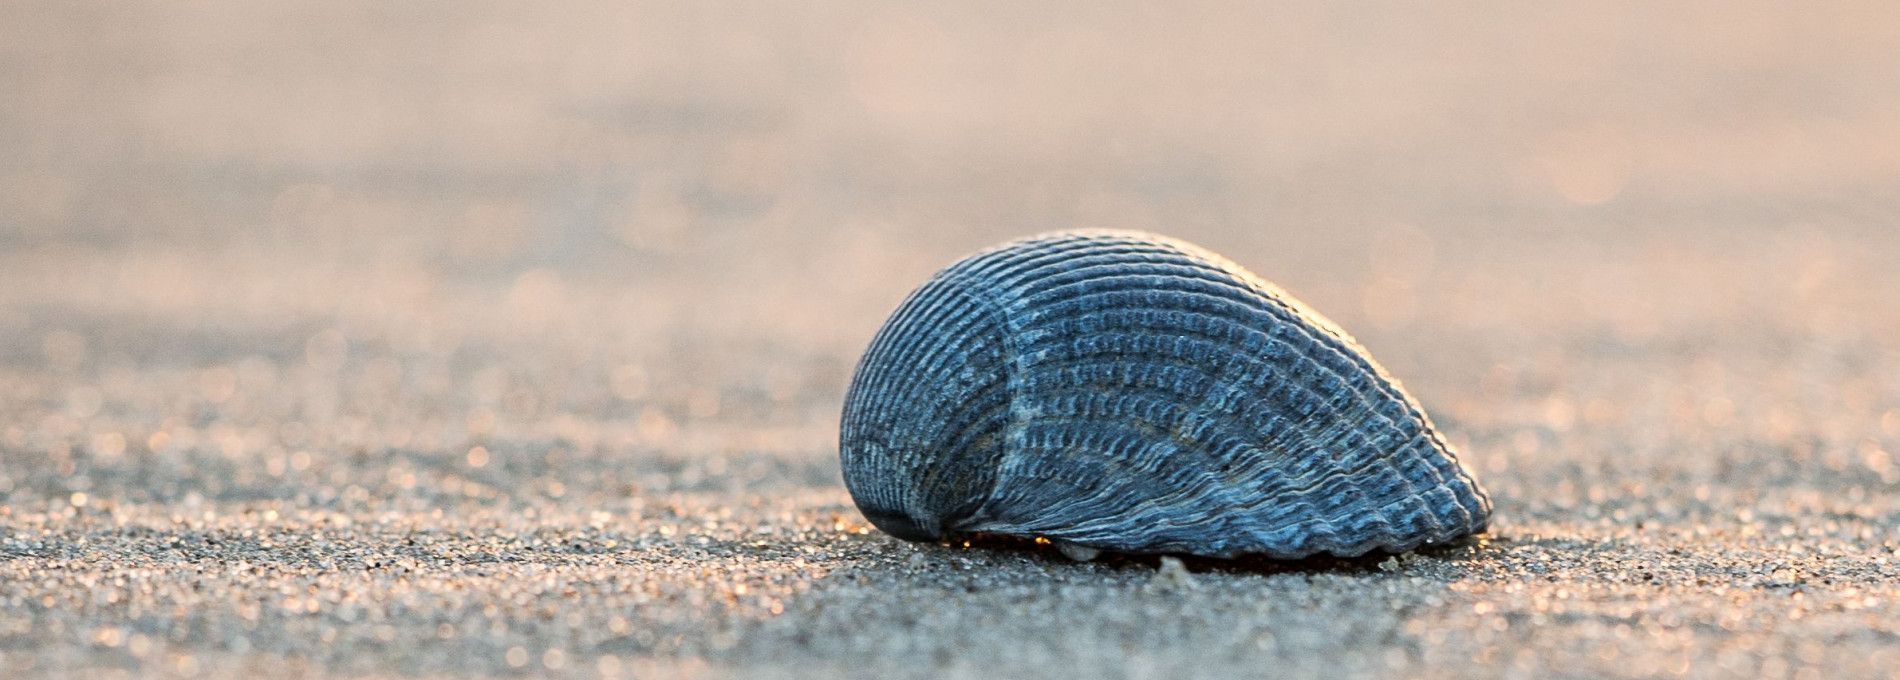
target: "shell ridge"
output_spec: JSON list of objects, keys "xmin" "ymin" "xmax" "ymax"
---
[
  {"xmin": 1009, "ymin": 273, "xmax": 1434, "ymax": 432},
  {"xmin": 1179, "ymin": 272, "xmax": 1488, "ymax": 529},
  {"xmin": 841, "ymin": 262, "xmax": 1019, "ymax": 536},
  {"xmin": 1238, "ymin": 347, "xmax": 1452, "ymax": 533},
  {"xmin": 966, "ymin": 418, "xmax": 1225, "ymax": 545},
  {"xmin": 981, "ymin": 240, "xmax": 1191, "ymax": 296},
  {"xmin": 1008, "ymin": 249, "xmax": 1235, "ymax": 295},
  {"xmin": 1014, "ymin": 259, "xmax": 1268, "ymax": 306},
  {"xmin": 841, "ymin": 230, "xmax": 1491, "ymax": 557},
  {"xmin": 933, "ymin": 238, "xmax": 1198, "ymax": 534},
  {"xmin": 927, "ymin": 259, "xmax": 1037, "ymax": 534},
  {"xmin": 1037, "ymin": 309, "xmax": 1477, "ymax": 537},
  {"xmin": 910, "ymin": 277, "xmax": 1019, "ymax": 530},
  {"xmin": 845, "ymin": 265, "xmax": 998, "ymax": 438},
  {"xmin": 996, "ymin": 259, "xmax": 1480, "ymax": 546},
  {"xmin": 845, "ymin": 291, "xmax": 996, "ymax": 499},
  {"xmin": 984, "ymin": 298, "xmax": 1281, "ymax": 545},
  {"xmin": 1170, "ymin": 243, "xmax": 1494, "ymax": 524},
  {"xmin": 1014, "ymin": 311, "xmax": 1430, "ymax": 475},
  {"xmin": 963, "ymin": 414, "xmax": 1418, "ymax": 555},
  {"xmin": 1002, "ymin": 350, "xmax": 1386, "ymax": 499},
  {"xmin": 1029, "ymin": 397, "xmax": 1248, "ymax": 540},
  {"xmin": 982, "ymin": 408, "xmax": 1435, "ymax": 536},
  {"xmin": 1020, "ymin": 269, "xmax": 1424, "ymax": 418},
  {"xmin": 1242, "ymin": 481, "xmax": 1460, "ymax": 558}
]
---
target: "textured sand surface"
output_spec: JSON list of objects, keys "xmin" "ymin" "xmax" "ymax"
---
[{"xmin": 5, "ymin": 3, "xmax": 1900, "ymax": 678}]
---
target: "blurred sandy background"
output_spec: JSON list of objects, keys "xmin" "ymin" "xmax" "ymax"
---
[
  {"xmin": 4, "ymin": 2, "xmax": 1900, "ymax": 678},
  {"xmin": 7, "ymin": 0, "xmax": 1899, "ymax": 429}
]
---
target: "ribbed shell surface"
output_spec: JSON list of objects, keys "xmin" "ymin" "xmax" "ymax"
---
[{"xmin": 839, "ymin": 231, "xmax": 1491, "ymax": 559}]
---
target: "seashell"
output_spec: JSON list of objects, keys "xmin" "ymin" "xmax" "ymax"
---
[{"xmin": 839, "ymin": 230, "xmax": 1490, "ymax": 559}]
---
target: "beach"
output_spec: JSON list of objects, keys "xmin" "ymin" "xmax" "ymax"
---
[{"xmin": 4, "ymin": 3, "xmax": 1899, "ymax": 677}]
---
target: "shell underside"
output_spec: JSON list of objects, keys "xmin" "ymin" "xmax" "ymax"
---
[{"xmin": 839, "ymin": 230, "xmax": 1491, "ymax": 559}]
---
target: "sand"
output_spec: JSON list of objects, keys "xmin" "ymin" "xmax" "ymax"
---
[
  {"xmin": 5, "ymin": 222, "xmax": 1897, "ymax": 680},
  {"xmin": 5, "ymin": 3, "xmax": 1900, "ymax": 678}
]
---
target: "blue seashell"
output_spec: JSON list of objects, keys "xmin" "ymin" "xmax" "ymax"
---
[{"xmin": 839, "ymin": 230, "xmax": 1491, "ymax": 559}]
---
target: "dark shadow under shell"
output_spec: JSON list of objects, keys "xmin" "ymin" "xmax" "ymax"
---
[{"xmin": 839, "ymin": 230, "xmax": 1491, "ymax": 559}]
